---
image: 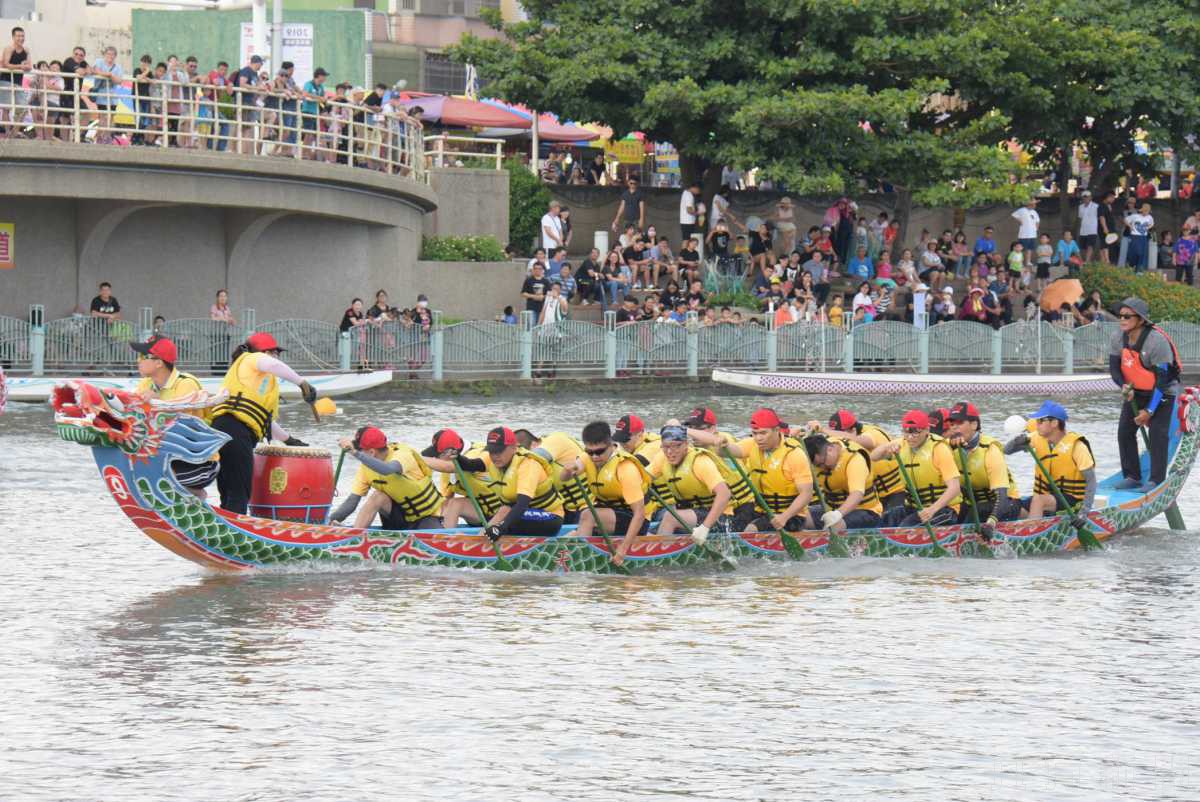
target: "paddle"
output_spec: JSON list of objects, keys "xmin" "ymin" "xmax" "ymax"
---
[
  {"xmin": 572, "ymin": 475, "xmax": 630, "ymax": 575},
  {"xmin": 722, "ymin": 448, "xmax": 807, "ymax": 560},
  {"xmin": 453, "ymin": 461, "xmax": 514, "ymax": 571},
  {"xmin": 1128, "ymin": 395, "xmax": 1186, "ymax": 530},
  {"xmin": 324, "ymin": 449, "xmax": 346, "ymax": 524},
  {"xmin": 952, "ymin": 446, "xmax": 994, "ymax": 558},
  {"xmin": 645, "ymin": 485, "xmax": 737, "ymax": 571},
  {"xmin": 1002, "ymin": 418, "xmax": 1101, "ymax": 552},
  {"xmin": 798, "ymin": 441, "xmax": 851, "ymax": 559},
  {"xmin": 892, "ymin": 447, "xmax": 951, "ymax": 558}
]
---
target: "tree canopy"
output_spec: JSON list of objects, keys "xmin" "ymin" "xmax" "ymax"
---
[{"xmin": 452, "ymin": 0, "xmax": 1200, "ymax": 231}]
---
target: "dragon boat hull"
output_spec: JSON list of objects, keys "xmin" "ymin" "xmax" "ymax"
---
[
  {"xmin": 55, "ymin": 382, "xmax": 1200, "ymax": 574},
  {"xmin": 7, "ymin": 370, "xmax": 392, "ymax": 403},
  {"xmin": 713, "ymin": 368, "xmax": 1115, "ymax": 396}
]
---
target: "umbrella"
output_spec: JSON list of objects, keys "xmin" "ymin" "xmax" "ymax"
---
[
  {"xmin": 475, "ymin": 99, "xmax": 600, "ymax": 142},
  {"xmin": 398, "ymin": 95, "xmax": 531, "ymax": 129},
  {"xmin": 1040, "ymin": 278, "xmax": 1084, "ymax": 313}
]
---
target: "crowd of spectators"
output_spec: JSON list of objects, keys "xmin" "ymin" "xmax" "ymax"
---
[{"xmin": 0, "ymin": 29, "xmax": 422, "ymax": 172}]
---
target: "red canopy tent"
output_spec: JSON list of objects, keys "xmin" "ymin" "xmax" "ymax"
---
[{"xmin": 399, "ymin": 95, "xmax": 531, "ymax": 129}]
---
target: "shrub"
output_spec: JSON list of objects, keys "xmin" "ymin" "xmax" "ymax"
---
[
  {"xmin": 1080, "ymin": 262, "xmax": 1200, "ymax": 323},
  {"xmin": 420, "ymin": 235, "xmax": 507, "ymax": 262},
  {"xmin": 504, "ymin": 157, "xmax": 551, "ymax": 256}
]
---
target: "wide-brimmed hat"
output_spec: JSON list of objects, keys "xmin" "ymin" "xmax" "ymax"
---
[{"xmin": 1119, "ymin": 296, "xmax": 1151, "ymax": 323}]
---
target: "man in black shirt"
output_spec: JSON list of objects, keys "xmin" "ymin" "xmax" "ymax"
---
[
  {"xmin": 622, "ymin": 234, "xmax": 650, "ymax": 289},
  {"xmin": 1099, "ymin": 189, "xmax": 1118, "ymax": 264},
  {"xmin": 521, "ymin": 263, "xmax": 548, "ymax": 318},
  {"xmin": 615, "ymin": 296, "xmax": 639, "ymax": 324},
  {"xmin": 90, "ymin": 281, "xmax": 121, "ymax": 319},
  {"xmin": 611, "ymin": 176, "xmax": 645, "ymax": 233},
  {"xmin": 61, "ymin": 46, "xmax": 87, "ymax": 128},
  {"xmin": 576, "ymin": 247, "xmax": 602, "ymax": 304}
]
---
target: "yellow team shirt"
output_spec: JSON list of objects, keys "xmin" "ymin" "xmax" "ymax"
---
[
  {"xmin": 647, "ymin": 449, "xmax": 725, "ymax": 491},
  {"xmin": 350, "ymin": 446, "xmax": 429, "ymax": 496}
]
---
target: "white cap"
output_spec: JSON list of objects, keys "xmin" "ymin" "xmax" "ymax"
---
[{"xmin": 943, "ymin": 286, "xmax": 954, "ymax": 295}]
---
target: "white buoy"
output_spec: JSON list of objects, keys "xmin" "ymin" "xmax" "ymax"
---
[{"xmin": 1003, "ymin": 415, "xmax": 1028, "ymax": 436}]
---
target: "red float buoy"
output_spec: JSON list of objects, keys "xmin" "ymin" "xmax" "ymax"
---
[{"xmin": 249, "ymin": 445, "xmax": 335, "ymax": 523}]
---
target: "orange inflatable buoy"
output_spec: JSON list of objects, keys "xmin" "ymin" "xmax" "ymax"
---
[{"xmin": 249, "ymin": 445, "xmax": 335, "ymax": 523}]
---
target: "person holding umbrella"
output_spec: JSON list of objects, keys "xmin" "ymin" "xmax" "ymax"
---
[{"xmin": 1109, "ymin": 297, "xmax": 1182, "ymax": 491}]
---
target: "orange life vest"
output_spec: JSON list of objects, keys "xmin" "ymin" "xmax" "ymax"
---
[{"xmin": 1120, "ymin": 325, "xmax": 1181, "ymax": 392}]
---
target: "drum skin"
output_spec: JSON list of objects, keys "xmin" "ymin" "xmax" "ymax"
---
[{"xmin": 249, "ymin": 445, "xmax": 334, "ymax": 523}]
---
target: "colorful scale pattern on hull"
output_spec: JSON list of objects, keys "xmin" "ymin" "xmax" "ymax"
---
[{"xmin": 57, "ymin": 382, "xmax": 1200, "ymax": 574}]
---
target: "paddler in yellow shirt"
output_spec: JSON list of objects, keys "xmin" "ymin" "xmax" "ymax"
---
[
  {"xmin": 513, "ymin": 428, "xmax": 591, "ymax": 524},
  {"xmin": 421, "ymin": 429, "xmax": 504, "ymax": 528},
  {"xmin": 1003, "ymin": 400, "xmax": 1096, "ymax": 526},
  {"xmin": 646, "ymin": 424, "xmax": 756, "ymax": 544},
  {"xmin": 801, "ymin": 432, "xmax": 883, "ymax": 531},
  {"xmin": 689, "ymin": 407, "xmax": 814, "ymax": 533},
  {"xmin": 330, "ymin": 426, "xmax": 443, "ymax": 530},
  {"xmin": 943, "ymin": 401, "xmax": 1020, "ymax": 534},
  {"xmin": 209, "ymin": 332, "xmax": 318, "ymax": 514},
  {"xmin": 818, "ymin": 409, "xmax": 907, "ymax": 514},
  {"xmin": 130, "ymin": 335, "xmax": 218, "ymax": 498},
  {"xmin": 562, "ymin": 420, "xmax": 651, "ymax": 566},
  {"xmin": 870, "ymin": 409, "xmax": 961, "ymax": 528},
  {"xmin": 449, "ymin": 426, "xmax": 565, "ymax": 539},
  {"xmin": 611, "ymin": 413, "xmax": 671, "ymax": 517}
]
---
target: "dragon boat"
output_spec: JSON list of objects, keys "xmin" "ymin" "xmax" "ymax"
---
[{"xmin": 54, "ymin": 381, "xmax": 1200, "ymax": 574}]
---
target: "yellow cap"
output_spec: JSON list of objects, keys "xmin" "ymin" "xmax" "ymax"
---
[{"xmin": 313, "ymin": 397, "xmax": 337, "ymax": 417}]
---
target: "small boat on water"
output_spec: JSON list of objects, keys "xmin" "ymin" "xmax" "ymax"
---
[
  {"xmin": 713, "ymin": 368, "xmax": 1115, "ymax": 396},
  {"xmin": 6, "ymin": 370, "xmax": 392, "ymax": 404},
  {"xmin": 53, "ymin": 381, "xmax": 1199, "ymax": 574}
]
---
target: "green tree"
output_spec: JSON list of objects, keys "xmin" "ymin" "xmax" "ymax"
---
[{"xmin": 504, "ymin": 157, "xmax": 551, "ymax": 255}]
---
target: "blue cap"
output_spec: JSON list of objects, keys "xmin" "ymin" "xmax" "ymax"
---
[{"xmin": 1030, "ymin": 400, "xmax": 1068, "ymax": 422}]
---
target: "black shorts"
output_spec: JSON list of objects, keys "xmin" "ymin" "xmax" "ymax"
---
[
  {"xmin": 1036, "ymin": 263, "xmax": 1051, "ymax": 279},
  {"xmin": 807, "ymin": 503, "xmax": 883, "ymax": 530},
  {"xmin": 379, "ymin": 504, "xmax": 440, "ymax": 531},
  {"xmin": 883, "ymin": 505, "xmax": 958, "ymax": 528},
  {"xmin": 609, "ymin": 508, "xmax": 650, "ymax": 536},
  {"xmin": 1079, "ymin": 234, "xmax": 1098, "ymax": 249}
]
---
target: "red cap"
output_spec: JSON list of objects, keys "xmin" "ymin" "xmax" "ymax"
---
[
  {"xmin": 947, "ymin": 401, "xmax": 980, "ymax": 422},
  {"xmin": 828, "ymin": 409, "xmax": 857, "ymax": 431},
  {"xmin": 433, "ymin": 428, "xmax": 464, "ymax": 453},
  {"xmin": 356, "ymin": 426, "xmax": 387, "ymax": 450},
  {"xmin": 485, "ymin": 426, "xmax": 517, "ymax": 454},
  {"xmin": 131, "ymin": 335, "xmax": 178, "ymax": 364},
  {"xmin": 247, "ymin": 332, "xmax": 285, "ymax": 352},
  {"xmin": 901, "ymin": 409, "xmax": 930, "ymax": 430},
  {"xmin": 750, "ymin": 408, "xmax": 784, "ymax": 429},
  {"xmin": 612, "ymin": 414, "xmax": 645, "ymax": 443},
  {"xmin": 684, "ymin": 407, "xmax": 717, "ymax": 427}
]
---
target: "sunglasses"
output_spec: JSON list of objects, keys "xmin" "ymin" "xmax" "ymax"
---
[
  {"xmin": 584, "ymin": 446, "xmax": 610, "ymax": 457},
  {"xmin": 1118, "ymin": 313, "xmax": 1139, "ymax": 320},
  {"xmin": 137, "ymin": 353, "xmax": 161, "ymax": 361},
  {"xmin": 901, "ymin": 426, "xmax": 924, "ymax": 434}
]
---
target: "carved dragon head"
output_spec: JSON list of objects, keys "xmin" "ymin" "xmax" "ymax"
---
[{"xmin": 53, "ymin": 381, "xmax": 230, "ymax": 469}]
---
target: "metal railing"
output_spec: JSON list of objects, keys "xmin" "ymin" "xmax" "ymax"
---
[
  {"xmin": 0, "ymin": 70, "xmax": 425, "ymax": 180},
  {"xmin": 424, "ymin": 134, "xmax": 504, "ymax": 171},
  {"xmin": 7, "ymin": 305, "xmax": 1200, "ymax": 380}
]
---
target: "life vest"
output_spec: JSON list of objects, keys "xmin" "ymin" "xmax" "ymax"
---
[
  {"xmin": 1030, "ymin": 431, "xmax": 1093, "ymax": 499},
  {"xmin": 814, "ymin": 442, "xmax": 883, "ymax": 515},
  {"xmin": 137, "ymin": 369, "xmax": 212, "ymax": 424},
  {"xmin": 658, "ymin": 448, "xmax": 755, "ymax": 512},
  {"xmin": 212, "ymin": 351, "xmax": 280, "ymax": 440},
  {"xmin": 744, "ymin": 436, "xmax": 808, "ymax": 514},
  {"xmin": 537, "ymin": 432, "xmax": 591, "ymax": 512},
  {"xmin": 956, "ymin": 434, "xmax": 1018, "ymax": 508},
  {"xmin": 633, "ymin": 433, "xmax": 671, "ymax": 513},
  {"xmin": 492, "ymin": 447, "xmax": 564, "ymax": 515},
  {"xmin": 444, "ymin": 444, "xmax": 503, "ymax": 518},
  {"xmin": 362, "ymin": 442, "xmax": 443, "ymax": 521},
  {"xmin": 1120, "ymin": 325, "xmax": 1181, "ymax": 392},
  {"xmin": 899, "ymin": 434, "xmax": 961, "ymax": 512},
  {"xmin": 589, "ymin": 449, "xmax": 651, "ymax": 511},
  {"xmin": 863, "ymin": 424, "xmax": 903, "ymax": 497}
]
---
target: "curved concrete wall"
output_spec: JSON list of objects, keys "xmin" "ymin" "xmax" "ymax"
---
[{"xmin": 0, "ymin": 142, "xmax": 436, "ymax": 324}]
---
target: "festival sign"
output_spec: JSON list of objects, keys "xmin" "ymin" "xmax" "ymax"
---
[
  {"xmin": 0, "ymin": 223, "xmax": 13, "ymax": 269},
  {"xmin": 239, "ymin": 22, "xmax": 315, "ymax": 84}
]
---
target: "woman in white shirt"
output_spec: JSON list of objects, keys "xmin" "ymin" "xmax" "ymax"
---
[{"xmin": 852, "ymin": 281, "xmax": 874, "ymax": 314}]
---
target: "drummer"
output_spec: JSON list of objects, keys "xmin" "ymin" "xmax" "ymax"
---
[
  {"xmin": 130, "ymin": 334, "xmax": 218, "ymax": 498},
  {"xmin": 209, "ymin": 332, "xmax": 318, "ymax": 514},
  {"xmin": 330, "ymin": 426, "xmax": 444, "ymax": 529}
]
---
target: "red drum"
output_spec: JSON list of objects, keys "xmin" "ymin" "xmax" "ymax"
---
[{"xmin": 249, "ymin": 445, "xmax": 335, "ymax": 523}]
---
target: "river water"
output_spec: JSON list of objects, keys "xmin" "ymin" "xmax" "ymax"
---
[{"xmin": 2, "ymin": 389, "xmax": 1198, "ymax": 801}]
